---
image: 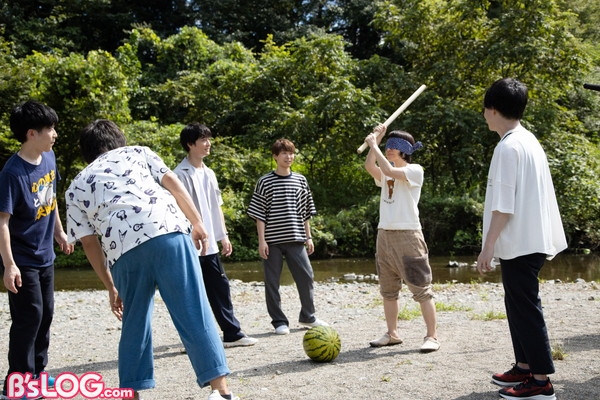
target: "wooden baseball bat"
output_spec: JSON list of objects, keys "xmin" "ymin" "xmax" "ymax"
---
[{"xmin": 357, "ymin": 84, "xmax": 427, "ymax": 154}]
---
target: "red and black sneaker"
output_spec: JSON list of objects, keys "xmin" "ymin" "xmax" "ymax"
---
[
  {"xmin": 492, "ymin": 364, "xmax": 533, "ymax": 387},
  {"xmin": 499, "ymin": 376, "xmax": 556, "ymax": 399}
]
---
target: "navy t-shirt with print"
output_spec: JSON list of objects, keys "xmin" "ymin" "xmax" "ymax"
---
[{"xmin": 0, "ymin": 151, "xmax": 58, "ymax": 268}]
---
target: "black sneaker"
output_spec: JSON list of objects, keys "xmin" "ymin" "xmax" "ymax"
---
[
  {"xmin": 492, "ymin": 364, "xmax": 533, "ymax": 386},
  {"xmin": 499, "ymin": 376, "xmax": 556, "ymax": 400}
]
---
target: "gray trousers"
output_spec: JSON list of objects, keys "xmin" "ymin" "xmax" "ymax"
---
[{"xmin": 263, "ymin": 242, "xmax": 316, "ymax": 328}]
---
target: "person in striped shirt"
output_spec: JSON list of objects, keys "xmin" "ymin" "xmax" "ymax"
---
[{"xmin": 247, "ymin": 139, "xmax": 328, "ymax": 335}]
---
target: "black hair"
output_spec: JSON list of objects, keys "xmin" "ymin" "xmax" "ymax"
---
[
  {"xmin": 179, "ymin": 123, "xmax": 212, "ymax": 152},
  {"xmin": 79, "ymin": 119, "xmax": 127, "ymax": 163},
  {"xmin": 483, "ymin": 78, "xmax": 528, "ymax": 120},
  {"xmin": 9, "ymin": 100, "xmax": 59, "ymax": 143}
]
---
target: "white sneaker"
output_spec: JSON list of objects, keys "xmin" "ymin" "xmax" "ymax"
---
[
  {"xmin": 274, "ymin": 325, "xmax": 290, "ymax": 335},
  {"xmin": 207, "ymin": 390, "xmax": 240, "ymax": 400},
  {"xmin": 420, "ymin": 336, "xmax": 440, "ymax": 353},
  {"xmin": 299, "ymin": 318, "xmax": 329, "ymax": 328},
  {"xmin": 223, "ymin": 335, "xmax": 258, "ymax": 348}
]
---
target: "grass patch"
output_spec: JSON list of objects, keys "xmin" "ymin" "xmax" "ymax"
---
[
  {"xmin": 397, "ymin": 305, "xmax": 421, "ymax": 321},
  {"xmin": 435, "ymin": 301, "xmax": 473, "ymax": 312},
  {"xmin": 551, "ymin": 342, "xmax": 567, "ymax": 360},
  {"xmin": 368, "ymin": 298, "xmax": 383, "ymax": 308},
  {"xmin": 471, "ymin": 310, "xmax": 507, "ymax": 320},
  {"xmin": 469, "ymin": 277, "xmax": 486, "ymax": 286}
]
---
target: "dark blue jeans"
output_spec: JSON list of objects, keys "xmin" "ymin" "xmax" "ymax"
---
[
  {"xmin": 199, "ymin": 253, "xmax": 244, "ymax": 342},
  {"xmin": 3, "ymin": 265, "xmax": 54, "ymax": 391},
  {"xmin": 500, "ymin": 253, "xmax": 555, "ymax": 375}
]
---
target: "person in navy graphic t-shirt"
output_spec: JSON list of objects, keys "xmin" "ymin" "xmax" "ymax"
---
[{"xmin": 0, "ymin": 100, "xmax": 73, "ymax": 398}]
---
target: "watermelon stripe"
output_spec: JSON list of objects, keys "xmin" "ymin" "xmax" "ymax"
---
[{"xmin": 303, "ymin": 326, "xmax": 341, "ymax": 362}]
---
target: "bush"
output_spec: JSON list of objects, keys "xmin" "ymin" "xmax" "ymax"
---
[
  {"xmin": 321, "ymin": 197, "xmax": 379, "ymax": 257},
  {"xmin": 419, "ymin": 195, "xmax": 483, "ymax": 255}
]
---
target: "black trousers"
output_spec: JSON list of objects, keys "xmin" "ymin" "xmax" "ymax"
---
[
  {"xmin": 3, "ymin": 265, "xmax": 54, "ymax": 390},
  {"xmin": 198, "ymin": 254, "xmax": 244, "ymax": 342},
  {"xmin": 500, "ymin": 253, "xmax": 555, "ymax": 375}
]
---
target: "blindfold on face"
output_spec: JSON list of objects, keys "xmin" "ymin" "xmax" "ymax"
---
[{"xmin": 385, "ymin": 137, "xmax": 423, "ymax": 155}]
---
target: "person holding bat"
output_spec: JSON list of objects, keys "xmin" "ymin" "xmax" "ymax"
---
[{"xmin": 363, "ymin": 124, "xmax": 439, "ymax": 353}]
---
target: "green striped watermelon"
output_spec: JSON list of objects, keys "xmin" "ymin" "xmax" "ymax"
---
[{"xmin": 303, "ymin": 326, "xmax": 341, "ymax": 362}]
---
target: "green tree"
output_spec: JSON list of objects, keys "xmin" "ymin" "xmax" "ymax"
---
[
  {"xmin": 1, "ymin": 50, "xmax": 131, "ymax": 191},
  {"xmin": 0, "ymin": 37, "xmax": 20, "ymax": 167},
  {"xmin": 370, "ymin": 0, "xmax": 597, "ymax": 252},
  {"xmin": 0, "ymin": 0, "xmax": 197, "ymax": 56},
  {"xmin": 546, "ymin": 131, "xmax": 600, "ymax": 249}
]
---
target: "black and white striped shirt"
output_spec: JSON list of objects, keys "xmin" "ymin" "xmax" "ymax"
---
[{"xmin": 247, "ymin": 171, "xmax": 316, "ymax": 244}]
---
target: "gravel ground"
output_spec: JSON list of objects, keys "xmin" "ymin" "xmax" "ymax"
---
[{"xmin": 1, "ymin": 280, "xmax": 599, "ymax": 400}]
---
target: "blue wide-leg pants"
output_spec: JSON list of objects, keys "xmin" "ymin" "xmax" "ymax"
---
[{"xmin": 111, "ymin": 232, "xmax": 229, "ymax": 390}]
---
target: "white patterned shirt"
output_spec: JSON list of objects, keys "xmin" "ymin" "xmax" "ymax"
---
[{"xmin": 66, "ymin": 146, "xmax": 191, "ymax": 267}]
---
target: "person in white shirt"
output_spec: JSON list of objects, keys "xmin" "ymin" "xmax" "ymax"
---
[
  {"xmin": 477, "ymin": 78, "xmax": 566, "ymax": 400},
  {"xmin": 363, "ymin": 124, "xmax": 439, "ymax": 353},
  {"xmin": 174, "ymin": 123, "xmax": 257, "ymax": 348}
]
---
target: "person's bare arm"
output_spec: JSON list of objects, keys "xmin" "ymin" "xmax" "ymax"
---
[
  {"xmin": 304, "ymin": 220, "xmax": 314, "ymax": 256},
  {"xmin": 0, "ymin": 212, "xmax": 21, "ymax": 293},
  {"xmin": 79, "ymin": 235, "xmax": 123, "ymax": 320},
  {"xmin": 477, "ymin": 211, "xmax": 510, "ymax": 274},
  {"xmin": 256, "ymin": 219, "xmax": 269, "ymax": 259},
  {"xmin": 54, "ymin": 210, "xmax": 74, "ymax": 255},
  {"xmin": 364, "ymin": 125, "xmax": 385, "ymax": 179},
  {"xmin": 218, "ymin": 207, "xmax": 233, "ymax": 257}
]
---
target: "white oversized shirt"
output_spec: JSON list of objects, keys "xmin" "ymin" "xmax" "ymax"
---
[
  {"xmin": 483, "ymin": 125, "xmax": 567, "ymax": 260},
  {"xmin": 174, "ymin": 157, "xmax": 226, "ymax": 256},
  {"xmin": 376, "ymin": 163, "xmax": 423, "ymax": 230},
  {"xmin": 66, "ymin": 146, "xmax": 191, "ymax": 267}
]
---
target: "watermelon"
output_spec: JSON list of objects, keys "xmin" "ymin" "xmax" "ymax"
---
[{"xmin": 303, "ymin": 326, "xmax": 341, "ymax": 362}]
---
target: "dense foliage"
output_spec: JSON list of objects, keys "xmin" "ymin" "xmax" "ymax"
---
[{"xmin": 1, "ymin": 0, "xmax": 599, "ymax": 265}]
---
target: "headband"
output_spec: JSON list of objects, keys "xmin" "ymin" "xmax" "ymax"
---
[{"xmin": 385, "ymin": 137, "xmax": 423, "ymax": 155}]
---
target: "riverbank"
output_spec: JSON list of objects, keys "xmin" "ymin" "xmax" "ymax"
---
[{"xmin": 1, "ymin": 280, "xmax": 599, "ymax": 399}]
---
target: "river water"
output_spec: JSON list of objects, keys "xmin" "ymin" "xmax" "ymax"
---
[{"xmin": 49, "ymin": 253, "xmax": 600, "ymax": 291}]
